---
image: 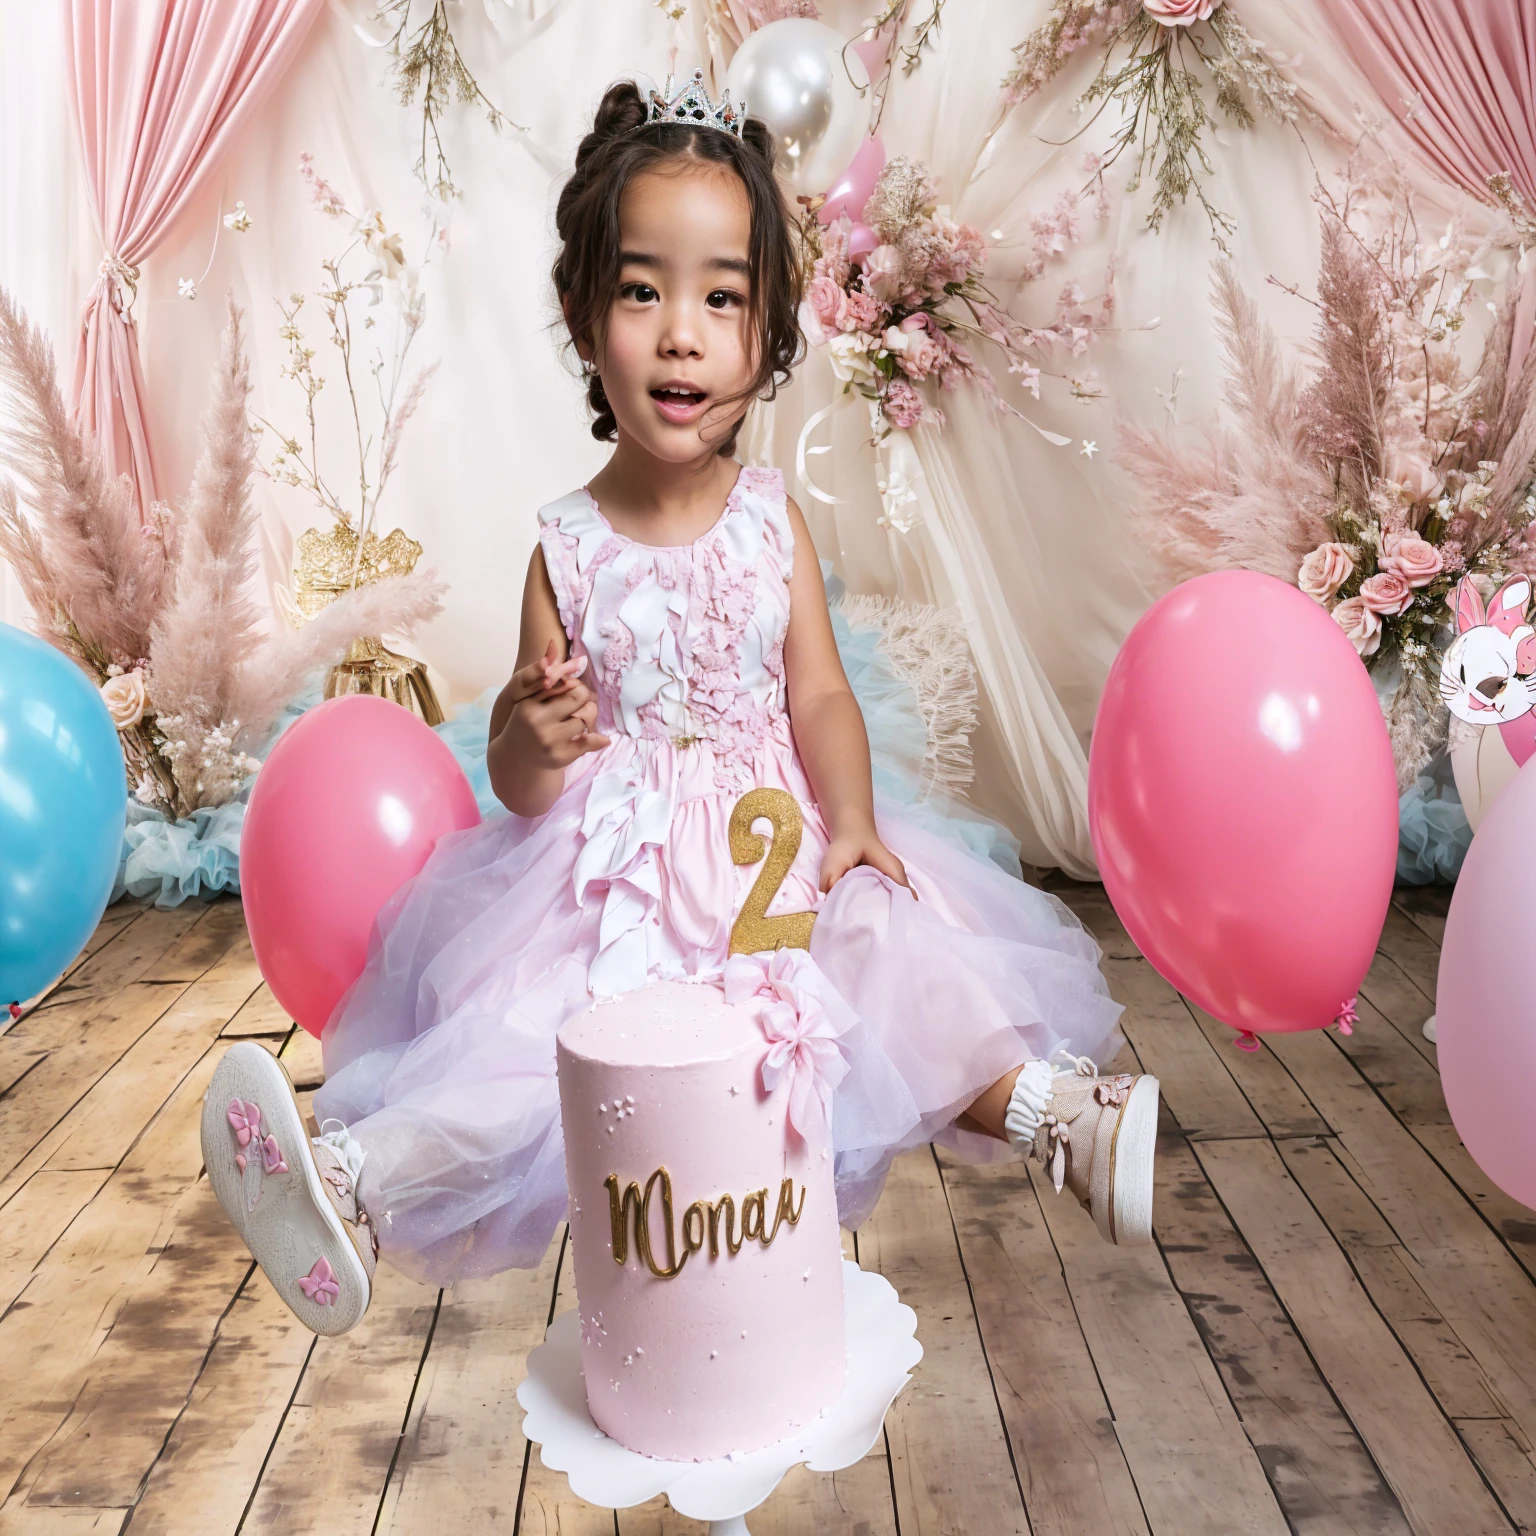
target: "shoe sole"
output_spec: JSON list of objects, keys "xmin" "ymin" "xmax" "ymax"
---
[
  {"xmin": 1110, "ymin": 1075, "xmax": 1160, "ymax": 1246},
  {"xmin": 201, "ymin": 1040, "xmax": 370, "ymax": 1335}
]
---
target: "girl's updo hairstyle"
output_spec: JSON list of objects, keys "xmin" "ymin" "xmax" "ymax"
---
[{"xmin": 553, "ymin": 78, "xmax": 804, "ymax": 456}]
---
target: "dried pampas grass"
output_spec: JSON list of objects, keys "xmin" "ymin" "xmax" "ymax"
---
[
  {"xmin": 0, "ymin": 286, "xmax": 444, "ymax": 817},
  {"xmin": 1121, "ymin": 155, "xmax": 1536, "ymax": 786}
]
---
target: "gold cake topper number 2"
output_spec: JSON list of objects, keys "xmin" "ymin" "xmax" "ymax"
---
[{"xmin": 728, "ymin": 788, "xmax": 818, "ymax": 956}]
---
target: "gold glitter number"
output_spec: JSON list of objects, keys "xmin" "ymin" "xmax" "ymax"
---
[{"xmin": 728, "ymin": 787, "xmax": 817, "ymax": 956}]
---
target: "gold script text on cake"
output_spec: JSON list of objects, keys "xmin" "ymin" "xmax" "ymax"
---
[{"xmin": 604, "ymin": 1167, "xmax": 807, "ymax": 1279}]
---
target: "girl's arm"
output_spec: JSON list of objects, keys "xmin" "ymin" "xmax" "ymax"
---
[
  {"xmin": 781, "ymin": 496, "xmax": 910, "ymax": 895},
  {"xmin": 486, "ymin": 547, "xmax": 611, "ymax": 818}
]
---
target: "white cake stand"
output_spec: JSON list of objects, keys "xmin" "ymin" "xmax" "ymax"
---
[{"xmin": 516, "ymin": 1259, "xmax": 921, "ymax": 1535}]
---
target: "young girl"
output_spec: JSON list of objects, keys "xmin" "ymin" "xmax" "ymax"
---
[{"xmin": 203, "ymin": 73, "xmax": 1157, "ymax": 1336}]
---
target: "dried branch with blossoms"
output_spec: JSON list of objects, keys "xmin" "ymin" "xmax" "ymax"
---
[
  {"xmin": 0, "ymin": 290, "xmax": 442, "ymax": 821},
  {"xmin": 256, "ymin": 156, "xmax": 440, "ymax": 609},
  {"xmin": 797, "ymin": 155, "xmax": 1111, "ymax": 441},
  {"xmin": 1003, "ymin": 1, "xmax": 1302, "ymax": 247},
  {"xmin": 365, "ymin": 0, "xmax": 527, "ymax": 200},
  {"xmin": 1122, "ymin": 151, "xmax": 1536, "ymax": 784}
]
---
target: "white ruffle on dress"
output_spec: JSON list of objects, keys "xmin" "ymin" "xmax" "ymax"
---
[{"xmin": 315, "ymin": 463, "xmax": 1123, "ymax": 1285}]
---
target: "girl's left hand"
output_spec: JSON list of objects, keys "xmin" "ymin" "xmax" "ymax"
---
[{"xmin": 819, "ymin": 831, "xmax": 913, "ymax": 897}]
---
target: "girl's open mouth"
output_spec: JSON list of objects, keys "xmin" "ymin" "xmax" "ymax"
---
[{"xmin": 651, "ymin": 387, "xmax": 709, "ymax": 425}]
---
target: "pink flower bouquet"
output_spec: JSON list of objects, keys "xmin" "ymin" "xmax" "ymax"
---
[{"xmin": 798, "ymin": 155, "xmax": 1109, "ymax": 437}]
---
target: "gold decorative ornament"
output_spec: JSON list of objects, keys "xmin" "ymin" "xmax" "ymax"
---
[
  {"xmin": 290, "ymin": 522, "xmax": 444, "ymax": 726},
  {"xmin": 605, "ymin": 1168, "xmax": 807, "ymax": 1279},
  {"xmin": 728, "ymin": 787, "xmax": 818, "ymax": 956}
]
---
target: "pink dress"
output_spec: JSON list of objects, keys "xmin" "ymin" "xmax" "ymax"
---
[{"xmin": 317, "ymin": 464, "xmax": 1123, "ymax": 1285}]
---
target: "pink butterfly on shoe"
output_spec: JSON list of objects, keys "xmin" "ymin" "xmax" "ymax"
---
[
  {"xmin": 260, "ymin": 1134, "xmax": 288, "ymax": 1175},
  {"xmin": 227, "ymin": 1098, "xmax": 262, "ymax": 1147},
  {"xmin": 297, "ymin": 1256, "xmax": 340, "ymax": 1306}
]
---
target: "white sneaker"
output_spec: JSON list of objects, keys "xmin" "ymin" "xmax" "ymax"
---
[
  {"xmin": 1015, "ymin": 1052, "xmax": 1160, "ymax": 1246},
  {"xmin": 201, "ymin": 1041, "xmax": 375, "ymax": 1335}
]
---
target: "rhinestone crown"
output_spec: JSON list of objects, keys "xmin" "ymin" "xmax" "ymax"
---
[{"xmin": 646, "ymin": 69, "xmax": 745, "ymax": 139}]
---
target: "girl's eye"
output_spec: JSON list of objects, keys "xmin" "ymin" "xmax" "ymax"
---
[
  {"xmin": 621, "ymin": 282, "xmax": 658, "ymax": 303},
  {"xmin": 707, "ymin": 288, "xmax": 744, "ymax": 310}
]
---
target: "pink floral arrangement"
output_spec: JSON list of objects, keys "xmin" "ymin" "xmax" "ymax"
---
[
  {"xmin": 1123, "ymin": 153, "xmax": 1536, "ymax": 783},
  {"xmin": 798, "ymin": 155, "xmax": 1109, "ymax": 437}
]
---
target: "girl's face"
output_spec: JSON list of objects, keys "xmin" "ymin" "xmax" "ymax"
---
[{"xmin": 587, "ymin": 162, "xmax": 757, "ymax": 463}]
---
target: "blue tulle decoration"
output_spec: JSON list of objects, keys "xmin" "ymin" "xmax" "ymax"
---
[
  {"xmin": 110, "ymin": 683, "xmax": 322, "ymax": 908},
  {"xmin": 113, "ymin": 797, "xmax": 248, "ymax": 907},
  {"xmin": 432, "ymin": 685, "xmax": 506, "ymax": 818},
  {"xmin": 113, "ymin": 569, "xmax": 1024, "ymax": 906},
  {"xmin": 1396, "ymin": 752, "xmax": 1471, "ymax": 885}
]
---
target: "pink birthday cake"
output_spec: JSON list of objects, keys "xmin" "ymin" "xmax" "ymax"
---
[{"xmin": 556, "ymin": 977, "xmax": 847, "ymax": 1462}]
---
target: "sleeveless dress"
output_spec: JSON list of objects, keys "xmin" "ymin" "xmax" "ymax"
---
[{"xmin": 315, "ymin": 463, "xmax": 1123, "ymax": 1286}]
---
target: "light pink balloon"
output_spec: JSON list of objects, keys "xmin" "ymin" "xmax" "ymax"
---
[
  {"xmin": 849, "ymin": 35, "xmax": 887, "ymax": 82},
  {"xmin": 847, "ymin": 223, "xmax": 878, "ymax": 262},
  {"xmin": 819, "ymin": 135, "xmax": 885, "ymax": 226},
  {"xmin": 1438, "ymin": 758, "xmax": 1536, "ymax": 1205},
  {"xmin": 241, "ymin": 694, "xmax": 481, "ymax": 1036},
  {"xmin": 1089, "ymin": 570, "xmax": 1398, "ymax": 1045}
]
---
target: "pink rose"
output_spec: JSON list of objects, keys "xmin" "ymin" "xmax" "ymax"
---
[
  {"xmin": 1142, "ymin": 0, "xmax": 1215, "ymax": 23},
  {"xmin": 861, "ymin": 243, "xmax": 903, "ymax": 302},
  {"xmin": 1378, "ymin": 531, "xmax": 1444, "ymax": 588},
  {"xmin": 889, "ymin": 316, "xmax": 943, "ymax": 381},
  {"xmin": 1332, "ymin": 596, "xmax": 1382, "ymax": 657},
  {"xmin": 1297, "ymin": 542, "xmax": 1354, "ymax": 603},
  {"xmin": 1359, "ymin": 570, "xmax": 1415, "ymax": 616},
  {"xmin": 100, "ymin": 669, "xmax": 147, "ymax": 730},
  {"xmin": 807, "ymin": 275, "xmax": 846, "ymax": 334},
  {"xmin": 1385, "ymin": 448, "xmax": 1439, "ymax": 502}
]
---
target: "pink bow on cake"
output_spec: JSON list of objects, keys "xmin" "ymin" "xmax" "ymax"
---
[{"xmin": 722, "ymin": 948, "xmax": 857, "ymax": 1140}]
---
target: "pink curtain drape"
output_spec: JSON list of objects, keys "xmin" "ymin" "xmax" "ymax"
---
[
  {"xmin": 1314, "ymin": 0, "xmax": 1536, "ymax": 377},
  {"xmin": 67, "ymin": 0, "xmax": 326, "ymax": 515},
  {"xmin": 1315, "ymin": 0, "xmax": 1536, "ymax": 202}
]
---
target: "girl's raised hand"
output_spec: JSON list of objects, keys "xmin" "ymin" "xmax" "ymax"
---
[
  {"xmin": 509, "ymin": 670, "xmax": 611, "ymax": 767},
  {"xmin": 507, "ymin": 638, "xmax": 589, "ymax": 707}
]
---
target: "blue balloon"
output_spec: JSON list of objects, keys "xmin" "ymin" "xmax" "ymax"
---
[{"xmin": 0, "ymin": 623, "xmax": 127, "ymax": 1006}]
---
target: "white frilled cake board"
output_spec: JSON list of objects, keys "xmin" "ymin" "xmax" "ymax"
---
[{"xmin": 516, "ymin": 1259, "xmax": 922, "ymax": 1534}]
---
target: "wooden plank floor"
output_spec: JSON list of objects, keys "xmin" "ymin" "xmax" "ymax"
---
[{"xmin": 1, "ymin": 884, "xmax": 1532, "ymax": 1534}]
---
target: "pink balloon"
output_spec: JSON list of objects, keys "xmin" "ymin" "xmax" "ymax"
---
[
  {"xmin": 241, "ymin": 694, "xmax": 480, "ymax": 1036},
  {"xmin": 1089, "ymin": 570, "xmax": 1398, "ymax": 1044},
  {"xmin": 849, "ymin": 35, "xmax": 887, "ymax": 82},
  {"xmin": 847, "ymin": 223, "xmax": 878, "ymax": 262},
  {"xmin": 1438, "ymin": 758, "xmax": 1536, "ymax": 1205},
  {"xmin": 819, "ymin": 135, "xmax": 885, "ymax": 226}
]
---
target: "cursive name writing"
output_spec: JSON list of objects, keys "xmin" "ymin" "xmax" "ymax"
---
[{"xmin": 604, "ymin": 1167, "xmax": 807, "ymax": 1279}]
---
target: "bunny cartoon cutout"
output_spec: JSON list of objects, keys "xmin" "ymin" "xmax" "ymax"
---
[{"xmin": 1442, "ymin": 574, "xmax": 1536, "ymax": 831}]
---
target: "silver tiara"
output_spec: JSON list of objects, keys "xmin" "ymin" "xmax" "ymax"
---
[{"xmin": 645, "ymin": 69, "xmax": 745, "ymax": 139}]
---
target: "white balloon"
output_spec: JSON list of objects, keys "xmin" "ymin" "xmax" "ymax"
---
[{"xmin": 725, "ymin": 20, "xmax": 870, "ymax": 199}]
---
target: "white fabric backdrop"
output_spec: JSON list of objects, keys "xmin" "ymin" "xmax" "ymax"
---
[{"xmin": 0, "ymin": 0, "xmax": 1461, "ymax": 871}]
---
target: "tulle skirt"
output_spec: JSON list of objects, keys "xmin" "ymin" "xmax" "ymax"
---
[{"xmin": 314, "ymin": 715, "xmax": 1123, "ymax": 1287}]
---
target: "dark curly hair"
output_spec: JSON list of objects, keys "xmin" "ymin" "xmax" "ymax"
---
[{"xmin": 552, "ymin": 78, "xmax": 804, "ymax": 457}]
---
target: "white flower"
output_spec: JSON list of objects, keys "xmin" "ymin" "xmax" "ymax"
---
[
  {"xmin": 356, "ymin": 211, "xmax": 407, "ymax": 281},
  {"xmin": 177, "ymin": 277, "xmax": 197, "ymax": 299},
  {"xmin": 827, "ymin": 333, "xmax": 878, "ymax": 387},
  {"xmin": 223, "ymin": 201, "xmax": 252, "ymax": 233},
  {"xmin": 101, "ymin": 669, "xmax": 147, "ymax": 730},
  {"xmin": 1080, "ymin": 440, "xmax": 1099, "ymax": 458}
]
